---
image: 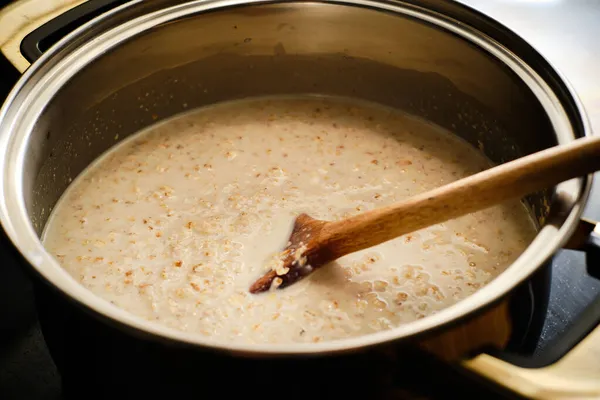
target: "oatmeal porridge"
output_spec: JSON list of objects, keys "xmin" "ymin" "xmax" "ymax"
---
[{"xmin": 43, "ymin": 97, "xmax": 537, "ymax": 344}]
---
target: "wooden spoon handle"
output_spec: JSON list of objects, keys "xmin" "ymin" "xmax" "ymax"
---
[{"xmin": 320, "ymin": 135, "xmax": 600, "ymax": 258}]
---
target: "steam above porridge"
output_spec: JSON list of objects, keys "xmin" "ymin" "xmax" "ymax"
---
[{"xmin": 43, "ymin": 97, "xmax": 536, "ymax": 344}]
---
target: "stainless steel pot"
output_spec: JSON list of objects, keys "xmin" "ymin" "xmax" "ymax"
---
[{"xmin": 1, "ymin": 0, "xmax": 599, "ymax": 398}]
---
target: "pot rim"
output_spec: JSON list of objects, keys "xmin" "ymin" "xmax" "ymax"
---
[{"xmin": 0, "ymin": 0, "xmax": 592, "ymax": 355}]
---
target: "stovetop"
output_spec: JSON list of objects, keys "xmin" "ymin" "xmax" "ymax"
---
[{"xmin": 0, "ymin": 0, "xmax": 599, "ymax": 399}]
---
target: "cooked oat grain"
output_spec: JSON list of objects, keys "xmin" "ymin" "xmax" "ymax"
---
[{"xmin": 43, "ymin": 97, "xmax": 536, "ymax": 344}]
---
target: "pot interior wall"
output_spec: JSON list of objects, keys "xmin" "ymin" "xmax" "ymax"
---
[{"xmin": 25, "ymin": 2, "xmax": 555, "ymax": 233}]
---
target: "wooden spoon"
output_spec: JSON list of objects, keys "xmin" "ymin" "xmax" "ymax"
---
[{"xmin": 249, "ymin": 135, "xmax": 600, "ymax": 294}]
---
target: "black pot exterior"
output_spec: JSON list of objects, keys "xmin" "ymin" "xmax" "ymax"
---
[{"xmin": 0, "ymin": 229, "xmax": 36, "ymax": 340}]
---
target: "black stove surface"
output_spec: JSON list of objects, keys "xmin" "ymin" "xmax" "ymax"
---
[{"xmin": 1, "ymin": 0, "xmax": 600, "ymax": 397}]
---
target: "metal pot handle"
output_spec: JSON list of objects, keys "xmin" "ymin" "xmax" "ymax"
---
[
  {"xmin": 0, "ymin": 0, "xmax": 129, "ymax": 72},
  {"xmin": 464, "ymin": 218, "xmax": 600, "ymax": 399}
]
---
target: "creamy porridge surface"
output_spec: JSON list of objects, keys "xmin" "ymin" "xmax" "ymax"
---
[{"xmin": 43, "ymin": 97, "xmax": 536, "ymax": 344}]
